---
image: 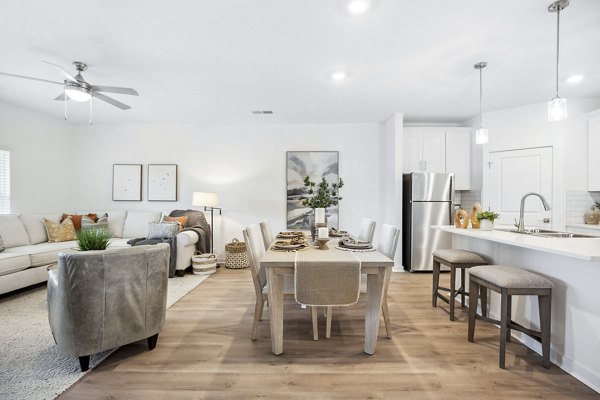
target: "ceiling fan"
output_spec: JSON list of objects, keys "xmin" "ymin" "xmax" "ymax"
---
[{"xmin": 0, "ymin": 60, "xmax": 139, "ymax": 123}]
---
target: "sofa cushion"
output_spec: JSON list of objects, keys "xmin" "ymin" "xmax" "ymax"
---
[
  {"xmin": 81, "ymin": 214, "xmax": 109, "ymax": 231},
  {"xmin": 105, "ymin": 210, "xmax": 128, "ymax": 238},
  {"xmin": 0, "ymin": 253, "xmax": 31, "ymax": 276},
  {"xmin": 0, "ymin": 234, "xmax": 4, "ymax": 252},
  {"xmin": 122, "ymin": 211, "xmax": 161, "ymax": 238},
  {"xmin": 61, "ymin": 213, "xmax": 98, "ymax": 230},
  {"xmin": 5, "ymin": 241, "xmax": 77, "ymax": 267},
  {"xmin": 43, "ymin": 218, "xmax": 76, "ymax": 243},
  {"xmin": 107, "ymin": 238, "xmax": 133, "ymax": 248},
  {"xmin": 0, "ymin": 214, "xmax": 31, "ymax": 248},
  {"xmin": 19, "ymin": 214, "xmax": 62, "ymax": 245}
]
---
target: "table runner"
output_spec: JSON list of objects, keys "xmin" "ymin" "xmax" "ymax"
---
[{"xmin": 294, "ymin": 246, "xmax": 361, "ymax": 307}]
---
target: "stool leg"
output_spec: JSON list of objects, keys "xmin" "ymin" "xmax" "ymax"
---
[
  {"xmin": 480, "ymin": 285, "xmax": 488, "ymax": 318},
  {"xmin": 468, "ymin": 278, "xmax": 479, "ymax": 342},
  {"xmin": 539, "ymin": 293, "xmax": 552, "ymax": 369},
  {"xmin": 432, "ymin": 260, "xmax": 440, "ymax": 307},
  {"xmin": 506, "ymin": 295, "xmax": 512, "ymax": 343},
  {"xmin": 499, "ymin": 289, "xmax": 508, "ymax": 369},
  {"xmin": 449, "ymin": 266, "xmax": 456, "ymax": 321},
  {"xmin": 460, "ymin": 268, "xmax": 466, "ymax": 308}
]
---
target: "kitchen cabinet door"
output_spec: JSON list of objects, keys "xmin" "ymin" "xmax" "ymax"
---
[
  {"xmin": 588, "ymin": 113, "xmax": 600, "ymax": 191},
  {"xmin": 421, "ymin": 132, "xmax": 446, "ymax": 173},
  {"xmin": 402, "ymin": 130, "xmax": 422, "ymax": 172},
  {"xmin": 445, "ymin": 129, "xmax": 472, "ymax": 190}
]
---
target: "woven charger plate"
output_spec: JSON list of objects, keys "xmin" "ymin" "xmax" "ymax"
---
[
  {"xmin": 271, "ymin": 244, "xmax": 309, "ymax": 253},
  {"xmin": 335, "ymin": 245, "xmax": 376, "ymax": 253}
]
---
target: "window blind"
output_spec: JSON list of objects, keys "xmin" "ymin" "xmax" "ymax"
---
[{"xmin": 0, "ymin": 150, "xmax": 10, "ymax": 214}]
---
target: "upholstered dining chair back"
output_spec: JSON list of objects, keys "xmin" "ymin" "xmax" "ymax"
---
[
  {"xmin": 47, "ymin": 244, "xmax": 170, "ymax": 369},
  {"xmin": 243, "ymin": 225, "xmax": 267, "ymax": 296},
  {"xmin": 259, "ymin": 219, "xmax": 274, "ymax": 251},
  {"xmin": 357, "ymin": 218, "xmax": 376, "ymax": 243},
  {"xmin": 377, "ymin": 224, "xmax": 400, "ymax": 260}
]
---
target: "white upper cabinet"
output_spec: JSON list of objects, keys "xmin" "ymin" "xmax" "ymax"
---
[
  {"xmin": 588, "ymin": 111, "xmax": 600, "ymax": 191},
  {"xmin": 445, "ymin": 128, "xmax": 472, "ymax": 190},
  {"xmin": 402, "ymin": 127, "xmax": 472, "ymax": 190}
]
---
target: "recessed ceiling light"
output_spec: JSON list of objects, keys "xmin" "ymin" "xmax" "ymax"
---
[
  {"xmin": 347, "ymin": 0, "xmax": 371, "ymax": 15},
  {"xmin": 566, "ymin": 74, "xmax": 584, "ymax": 84},
  {"xmin": 331, "ymin": 70, "xmax": 347, "ymax": 81}
]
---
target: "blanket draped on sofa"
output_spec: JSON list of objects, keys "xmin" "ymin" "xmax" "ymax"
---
[{"xmin": 168, "ymin": 210, "xmax": 211, "ymax": 254}]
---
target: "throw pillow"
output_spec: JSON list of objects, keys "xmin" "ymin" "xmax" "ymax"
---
[
  {"xmin": 147, "ymin": 222, "xmax": 180, "ymax": 240},
  {"xmin": 43, "ymin": 218, "xmax": 76, "ymax": 243},
  {"xmin": 0, "ymin": 234, "xmax": 4, "ymax": 252},
  {"xmin": 162, "ymin": 215, "xmax": 188, "ymax": 229},
  {"xmin": 60, "ymin": 213, "xmax": 98, "ymax": 231},
  {"xmin": 81, "ymin": 213, "xmax": 110, "ymax": 231}
]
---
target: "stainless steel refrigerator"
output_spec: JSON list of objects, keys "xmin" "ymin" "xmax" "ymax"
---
[{"xmin": 402, "ymin": 173, "xmax": 453, "ymax": 272}]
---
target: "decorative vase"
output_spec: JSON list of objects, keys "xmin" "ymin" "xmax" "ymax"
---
[
  {"xmin": 479, "ymin": 219, "xmax": 494, "ymax": 231},
  {"xmin": 583, "ymin": 206, "xmax": 600, "ymax": 225},
  {"xmin": 308, "ymin": 208, "xmax": 328, "ymax": 241}
]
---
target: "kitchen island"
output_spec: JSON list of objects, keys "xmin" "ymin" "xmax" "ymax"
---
[{"xmin": 433, "ymin": 225, "xmax": 600, "ymax": 393}]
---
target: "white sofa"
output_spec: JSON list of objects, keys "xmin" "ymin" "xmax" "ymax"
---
[{"xmin": 0, "ymin": 210, "xmax": 199, "ymax": 296}]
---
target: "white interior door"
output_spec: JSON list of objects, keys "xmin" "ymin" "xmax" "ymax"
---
[
  {"xmin": 489, "ymin": 147, "xmax": 553, "ymax": 229},
  {"xmin": 421, "ymin": 133, "xmax": 446, "ymax": 173}
]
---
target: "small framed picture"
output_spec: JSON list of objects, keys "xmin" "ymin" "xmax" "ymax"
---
[
  {"xmin": 113, "ymin": 164, "xmax": 142, "ymax": 201},
  {"xmin": 148, "ymin": 164, "xmax": 178, "ymax": 201}
]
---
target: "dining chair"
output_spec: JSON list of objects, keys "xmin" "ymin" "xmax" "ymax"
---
[
  {"xmin": 259, "ymin": 219, "xmax": 274, "ymax": 251},
  {"xmin": 357, "ymin": 218, "xmax": 376, "ymax": 243},
  {"xmin": 243, "ymin": 224, "xmax": 319, "ymax": 341},
  {"xmin": 325, "ymin": 223, "xmax": 399, "ymax": 339}
]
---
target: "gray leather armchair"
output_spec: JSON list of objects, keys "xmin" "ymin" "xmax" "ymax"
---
[{"xmin": 47, "ymin": 244, "xmax": 170, "ymax": 371}]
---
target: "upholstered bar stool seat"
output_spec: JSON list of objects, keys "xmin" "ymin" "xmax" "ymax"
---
[
  {"xmin": 468, "ymin": 265, "xmax": 553, "ymax": 369},
  {"xmin": 432, "ymin": 249, "xmax": 487, "ymax": 321}
]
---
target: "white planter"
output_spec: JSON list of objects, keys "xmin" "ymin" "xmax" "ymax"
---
[{"xmin": 479, "ymin": 219, "xmax": 494, "ymax": 231}]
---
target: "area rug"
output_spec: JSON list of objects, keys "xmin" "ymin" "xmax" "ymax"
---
[{"xmin": 0, "ymin": 273, "xmax": 209, "ymax": 400}]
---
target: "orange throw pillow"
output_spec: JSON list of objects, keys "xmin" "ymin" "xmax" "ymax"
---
[
  {"xmin": 162, "ymin": 216, "xmax": 188, "ymax": 229},
  {"xmin": 61, "ymin": 213, "xmax": 98, "ymax": 230}
]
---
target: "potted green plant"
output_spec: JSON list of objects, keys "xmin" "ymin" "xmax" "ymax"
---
[
  {"xmin": 476, "ymin": 211, "xmax": 500, "ymax": 231},
  {"xmin": 302, "ymin": 176, "xmax": 344, "ymax": 237},
  {"xmin": 75, "ymin": 229, "xmax": 112, "ymax": 251}
]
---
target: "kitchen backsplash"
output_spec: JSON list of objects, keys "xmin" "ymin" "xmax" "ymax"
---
[
  {"xmin": 455, "ymin": 190, "xmax": 481, "ymax": 209},
  {"xmin": 565, "ymin": 190, "xmax": 600, "ymax": 225}
]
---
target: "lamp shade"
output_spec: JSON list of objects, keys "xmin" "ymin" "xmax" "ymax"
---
[
  {"xmin": 475, "ymin": 128, "xmax": 489, "ymax": 144},
  {"xmin": 548, "ymin": 97, "xmax": 567, "ymax": 121},
  {"xmin": 65, "ymin": 86, "xmax": 92, "ymax": 102},
  {"xmin": 192, "ymin": 192, "xmax": 219, "ymax": 208}
]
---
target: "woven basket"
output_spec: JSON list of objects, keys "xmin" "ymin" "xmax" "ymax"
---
[
  {"xmin": 192, "ymin": 253, "xmax": 217, "ymax": 275},
  {"xmin": 225, "ymin": 238, "xmax": 248, "ymax": 269}
]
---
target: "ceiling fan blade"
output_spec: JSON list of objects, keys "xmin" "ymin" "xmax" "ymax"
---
[
  {"xmin": 93, "ymin": 92, "xmax": 131, "ymax": 110},
  {"xmin": 54, "ymin": 93, "xmax": 67, "ymax": 101},
  {"xmin": 91, "ymin": 85, "xmax": 139, "ymax": 96},
  {"xmin": 0, "ymin": 71, "xmax": 63, "ymax": 85},
  {"xmin": 42, "ymin": 60, "xmax": 79, "ymax": 82}
]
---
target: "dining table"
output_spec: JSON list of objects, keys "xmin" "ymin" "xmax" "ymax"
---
[{"xmin": 260, "ymin": 238, "xmax": 394, "ymax": 355}]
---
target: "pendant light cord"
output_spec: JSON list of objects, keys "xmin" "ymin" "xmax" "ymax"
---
[
  {"xmin": 479, "ymin": 67, "xmax": 483, "ymax": 128},
  {"xmin": 555, "ymin": 7, "xmax": 561, "ymax": 98}
]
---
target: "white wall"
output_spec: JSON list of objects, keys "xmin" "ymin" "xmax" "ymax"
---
[
  {"xmin": 70, "ymin": 122, "xmax": 384, "ymax": 258},
  {"xmin": 478, "ymin": 98, "xmax": 600, "ymax": 229},
  {"xmin": 0, "ymin": 101, "xmax": 74, "ymax": 213}
]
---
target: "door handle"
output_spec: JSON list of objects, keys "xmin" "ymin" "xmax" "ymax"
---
[{"xmin": 538, "ymin": 218, "xmax": 551, "ymax": 223}]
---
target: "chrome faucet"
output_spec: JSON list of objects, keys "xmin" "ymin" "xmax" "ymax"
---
[{"xmin": 516, "ymin": 192, "xmax": 551, "ymax": 232}]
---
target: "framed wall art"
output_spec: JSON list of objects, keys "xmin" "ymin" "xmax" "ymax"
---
[
  {"xmin": 286, "ymin": 151, "xmax": 339, "ymax": 229},
  {"xmin": 112, "ymin": 164, "xmax": 142, "ymax": 201},
  {"xmin": 148, "ymin": 164, "xmax": 178, "ymax": 201}
]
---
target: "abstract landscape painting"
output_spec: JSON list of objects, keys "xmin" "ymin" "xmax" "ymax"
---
[{"xmin": 286, "ymin": 151, "xmax": 339, "ymax": 229}]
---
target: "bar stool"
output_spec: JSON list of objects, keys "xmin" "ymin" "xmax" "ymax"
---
[
  {"xmin": 468, "ymin": 265, "xmax": 553, "ymax": 369},
  {"xmin": 432, "ymin": 249, "xmax": 487, "ymax": 321}
]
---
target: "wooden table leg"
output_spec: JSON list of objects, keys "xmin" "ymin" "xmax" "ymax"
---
[
  {"xmin": 364, "ymin": 266, "xmax": 390, "ymax": 354},
  {"xmin": 267, "ymin": 268, "xmax": 284, "ymax": 355}
]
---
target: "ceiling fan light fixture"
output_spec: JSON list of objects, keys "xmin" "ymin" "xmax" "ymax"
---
[{"xmin": 65, "ymin": 85, "xmax": 91, "ymax": 102}]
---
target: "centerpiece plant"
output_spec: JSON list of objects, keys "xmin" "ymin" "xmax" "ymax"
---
[
  {"xmin": 76, "ymin": 229, "xmax": 112, "ymax": 251},
  {"xmin": 301, "ymin": 176, "xmax": 344, "ymax": 208},
  {"xmin": 476, "ymin": 211, "xmax": 500, "ymax": 231}
]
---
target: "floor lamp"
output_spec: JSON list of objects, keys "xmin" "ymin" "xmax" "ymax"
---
[{"xmin": 192, "ymin": 192, "xmax": 221, "ymax": 254}]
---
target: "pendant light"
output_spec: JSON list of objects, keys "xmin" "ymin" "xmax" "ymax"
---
[
  {"xmin": 474, "ymin": 62, "xmax": 488, "ymax": 145},
  {"xmin": 547, "ymin": 0, "xmax": 569, "ymax": 121}
]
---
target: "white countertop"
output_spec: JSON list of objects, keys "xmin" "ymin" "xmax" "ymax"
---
[{"xmin": 432, "ymin": 225, "xmax": 600, "ymax": 262}]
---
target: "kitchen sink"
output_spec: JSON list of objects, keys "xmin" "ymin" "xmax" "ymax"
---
[{"xmin": 495, "ymin": 227, "xmax": 599, "ymax": 238}]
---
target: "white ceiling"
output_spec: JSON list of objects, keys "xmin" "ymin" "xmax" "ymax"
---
[{"xmin": 0, "ymin": 0, "xmax": 599, "ymax": 124}]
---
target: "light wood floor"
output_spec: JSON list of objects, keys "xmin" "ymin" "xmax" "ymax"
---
[{"xmin": 60, "ymin": 268, "xmax": 599, "ymax": 399}]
